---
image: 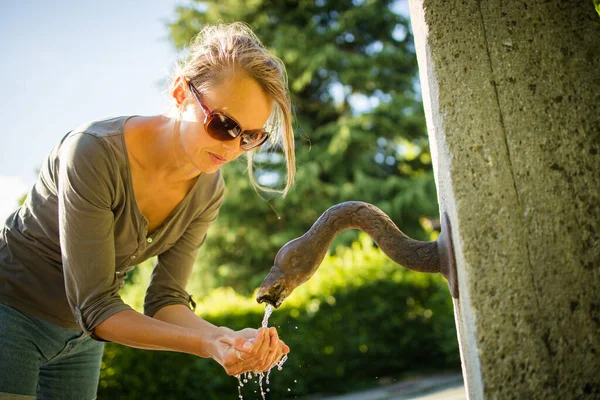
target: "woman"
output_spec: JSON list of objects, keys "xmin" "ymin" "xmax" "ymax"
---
[{"xmin": 0, "ymin": 22, "xmax": 293, "ymax": 399}]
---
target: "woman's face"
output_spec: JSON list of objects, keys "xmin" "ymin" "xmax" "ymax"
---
[{"xmin": 178, "ymin": 71, "xmax": 274, "ymax": 174}]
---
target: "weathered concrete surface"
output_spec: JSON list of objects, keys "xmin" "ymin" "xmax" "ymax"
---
[{"xmin": 409, "ymin": 0, "xmax": 600, "ymax": 399}]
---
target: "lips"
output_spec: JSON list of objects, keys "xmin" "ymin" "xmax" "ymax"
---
[{"xmin": 208, "ymin": 152, "xmax": 227, "ymax": 165}]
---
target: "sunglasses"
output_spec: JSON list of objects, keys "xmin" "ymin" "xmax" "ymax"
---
[{"xmin": 187, "ymin": 80, "xmax": 270, "ymax": 151}]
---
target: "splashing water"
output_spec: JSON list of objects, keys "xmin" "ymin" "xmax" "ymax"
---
[
  {"xmin": 235, "ymin": 303, "xmax": 289, "ymax": 400},
  {"xmin": 258, "ymin": 372, "xmax": 265, "ymax": 398}
]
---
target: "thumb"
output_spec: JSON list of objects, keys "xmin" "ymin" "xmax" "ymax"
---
[{"xmin": 221, "ymin": 332, "xmax": 254, "ymax": 352}]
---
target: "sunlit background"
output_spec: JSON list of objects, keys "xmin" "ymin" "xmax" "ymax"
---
[
  {"xmin": 0, "ymin": 1, "xmax": 412, "ymax": 224},
  {"xmin": 0, "ymin": 0, "xmax": 184, "ymax": 222},
  {"xmin": 0, "ymin": 0, "xmax": 413, "ymax": 221},
  {"xmin": 0, "ymin": 1, "xmax": 461, "ymax": 398}
]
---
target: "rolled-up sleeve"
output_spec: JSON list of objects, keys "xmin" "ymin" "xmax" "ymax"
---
[
  {"xmin": 57, "ymin": 133, "xmax": 132, "ymax": 339},
  {"xmin": 144, "ymin": 179, "xmax": 224, "ymax": 317}
]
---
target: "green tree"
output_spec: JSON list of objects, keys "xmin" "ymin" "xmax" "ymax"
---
[{"xmin": 169, "ymin": 0, "xmax": 438, "ymax": 293}]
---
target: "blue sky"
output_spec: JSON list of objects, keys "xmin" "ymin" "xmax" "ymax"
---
[{"xmin": 0, "ymin": 0, "xmax": 186, "ymax": 221}]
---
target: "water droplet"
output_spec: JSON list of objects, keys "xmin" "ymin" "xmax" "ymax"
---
[{"xmin": 288, "ymin": 388, "xmax": 291, "ymax": 391}]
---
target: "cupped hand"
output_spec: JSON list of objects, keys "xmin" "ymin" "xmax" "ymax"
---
[
  {"xmin": 211, "ymin": 326, "xmax": 290, "ymax": 376},
  {"xmin": 238, "ymin": 327, "xmax": 290, "ymax": 372}
]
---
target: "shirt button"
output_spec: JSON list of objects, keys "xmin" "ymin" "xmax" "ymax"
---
[
  {"xmin": 130, "ymin": 255, "xmax": 136, "ymax": 260},
  {"xmin": 147, "ymin": 238, "xmax": 153, "ymax": 243}
]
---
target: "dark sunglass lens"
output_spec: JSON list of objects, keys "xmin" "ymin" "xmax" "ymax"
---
[
  {"xmin": 241, "ymin": 131, "xmax": 268, "ymax": 150},
  {"xmin": 207, "ymin": 114, "xmax": 242, "ymax": 140}
]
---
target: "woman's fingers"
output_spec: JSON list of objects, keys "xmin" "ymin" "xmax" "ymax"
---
[
  {"xmin": 224, "ymin": 332, "xmax": 255, "ymax": 358},
  {"xmin": 219, "ymin": 327, "xmax": 291, "ymax": 375},
  {"xmin": 269, "ymin": 327, "xmax": 279, "ymax": 346},
  {"xmin": 262, "ymin": 327, "xmax": 281, "ymax": 369},
  {"xmin": 250, "ymin": 327, "xmax": 270, "ymax": 357},
  {"xmin": 249, "ymin": 328, "xmax": 287, "ymax": 372}
]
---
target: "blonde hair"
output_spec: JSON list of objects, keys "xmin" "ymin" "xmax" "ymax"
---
[{"xmin": 170, "ymin": 22, "xmax": 295, "ymax": 197}]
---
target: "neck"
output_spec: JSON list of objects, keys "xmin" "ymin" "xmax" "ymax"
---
[
  {"xmin": 125, "ymin": 115, "xmax": 202, "ymax": 184},
  {"xmin": 303, "ymin": 201, "xmax": 440, "ymax": 273}
]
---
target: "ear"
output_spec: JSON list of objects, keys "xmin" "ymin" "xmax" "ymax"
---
[{"xmin": 171, "ymin": 76, "xmax": 187, "ymax": 106}]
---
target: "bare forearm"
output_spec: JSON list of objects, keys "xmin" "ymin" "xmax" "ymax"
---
[
  {"xmin": 153, "ymin": 304, "xmax": 219, "ymax": 331},
  {"xmin": 93, "ymin": 309, "xmax": 218, "ymax": 357},
  {"xmin": 95, "ymin": 307, "xmax": 290, "ymax": 377}
]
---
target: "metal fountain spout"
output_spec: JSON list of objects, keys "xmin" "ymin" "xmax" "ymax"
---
[{"xmin": 256, "ymin": 201, "xmax": 458, "ymax": 308}]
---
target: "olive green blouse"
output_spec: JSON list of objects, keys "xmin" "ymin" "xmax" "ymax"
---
[{"xmin": 0, "ymin": 116, "xmax": 225, "ymax": 339}]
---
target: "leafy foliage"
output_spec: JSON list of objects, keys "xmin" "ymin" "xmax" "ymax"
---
[
  {"xmin": 99, "ymin": 235, "xmax": 459, "ymax": 399},
  {"xmin": 168, "ymin": 0, "xmax": 438, "ymax": 294}
]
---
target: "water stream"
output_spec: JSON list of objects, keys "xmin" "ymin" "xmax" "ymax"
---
[{"xmin": 236, "ymin": 304, "xmax": 288, "ymax": 399}]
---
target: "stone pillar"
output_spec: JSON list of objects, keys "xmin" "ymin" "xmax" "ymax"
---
[{"xmin": 408, "ymin": 0, "xmax": 600, "ymax": 398}]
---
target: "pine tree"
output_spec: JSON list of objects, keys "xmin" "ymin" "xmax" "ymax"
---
[{"xmin": 168, "ymin": 0, "xmax": 438, "ymax": 293}]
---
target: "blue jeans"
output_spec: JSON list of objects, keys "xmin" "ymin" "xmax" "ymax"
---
[{"xmin": 0, "ymin": 303, "xmax": 104, "ymax": 400}]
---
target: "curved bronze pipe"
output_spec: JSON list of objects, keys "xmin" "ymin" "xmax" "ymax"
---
[{"xmin": 256, "ymin": 201, "xmax": 458, "ymax": 308}]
